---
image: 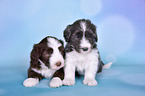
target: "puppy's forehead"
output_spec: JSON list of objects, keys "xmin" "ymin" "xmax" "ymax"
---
[
  {"xmin": 80, "ymin": 21, "xmax": 87, "ymax": 32},
  {"xmin": 47, "ymin": 38, "xmax": 62, "ymax": 48}
]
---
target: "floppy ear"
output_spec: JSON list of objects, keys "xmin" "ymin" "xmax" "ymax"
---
[
  {"xmin": 59, "ymin": 39, "xmax": 64, "ymax": 45},
  {"xmin": 63, "ymin": 25, "xmax": 72, "ymax": 42},
  {"xmin": 30, "ymin": 44, "xmax": 44, "ymax": 67},
  {"xmin": 86, "ymin": 19, "xmax": 98, "ymax": 42},
  {"xmin": 91, "ymin": 23, "xmax": 98, "ymax": 42},
  {"xmin": 94, "ymin": 29, "xmax": 98, "ymax": 42},
  {"xmin": 58, "ymin": 39, "xmax": 65, "ymax": 58}
]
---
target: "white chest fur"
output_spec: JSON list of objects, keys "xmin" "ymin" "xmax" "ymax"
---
[
  {"xmin": 32, "ymin": 59, "xmax": 56, "ymax": 79},
  {"xmin": 65, "ymin": 49, "xmax": 99, "ymax": 75},
  {"xmin": 32, "ymin": 68, "xmax": 56, "ymax": 79}
]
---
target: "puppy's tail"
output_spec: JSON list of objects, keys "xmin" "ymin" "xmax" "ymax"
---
[{"xmin": 103, "ymin": 62, "xmax": 112, "ymax": 69}]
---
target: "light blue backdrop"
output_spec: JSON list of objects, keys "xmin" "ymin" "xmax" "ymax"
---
[{"xmin": 0, "ymin": 0, "xmax": 145, "ymax": 67}]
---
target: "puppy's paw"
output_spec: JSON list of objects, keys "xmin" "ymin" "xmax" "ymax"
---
[
  {"xmin": 83, "ymin": 79, "xmax": 98, "ymax": 86},
  {"xmin": 23, "ymin": 78, "xmax": 39, "ymax": 87},
  {"xmin": 63, "ymin": 78, "xmax": 75, "ymax": 86},
  {"xmin": 49, "ymin": 77, "xmax": 62, "ymax": 88}
]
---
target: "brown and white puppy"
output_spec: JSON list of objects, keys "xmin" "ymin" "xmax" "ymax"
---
[
  {"xmin": 23, "ymin": 36, "xmax": 65, "ymax": 88},
  {"xmin": 63, "ymin": 19, "xmax": 112, "ymax": 86}
]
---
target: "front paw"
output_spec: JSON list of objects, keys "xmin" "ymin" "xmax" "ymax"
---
[
  {"xmin": 83, "ymin": 79, "xmax": 98, "ymax": 86},
  {"xmin": 23, "ymin": 78, "xmax": 39, "ymax": 87},
  {"xmin": 63, "ymin": 78, "xmax": 75, "ymax": 86},
  {"xmin": 49, "ymin": 77, "xmax": 62, "ymax": 88}
]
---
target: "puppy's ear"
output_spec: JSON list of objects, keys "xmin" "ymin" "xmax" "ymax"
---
[
  {"xmin": 30, "ymin": 44, "xmax": 43, "ymax": 66},
  {"xmin": 86, "ymin": 19, "xmax": 98, "ymax": 42},
  {"xmin": 59, "ymin": 39, "xmax": 64, "ymax": 45},
  {"xmin": 91, "ymin": 23, "xmax": 98, "ymax": 42},
  {"xmin": 94, "ymin": 30, "xmax": 98, "ymax": 42},
  {"xmin": 58, "ymin": 39, "xmax": 65, "ymax": 58},
  {"xmin": 63, "ymin": 25, "xmax": 72, "ymax": 42}
]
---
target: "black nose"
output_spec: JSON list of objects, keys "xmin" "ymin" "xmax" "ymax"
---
[
  {"xmin": 56, "ymin": 62, "xmax": 61, "ymax": 67},
  {"xmin": 82, "ymin": 48, "xmax": 88, "ymax": 51}
]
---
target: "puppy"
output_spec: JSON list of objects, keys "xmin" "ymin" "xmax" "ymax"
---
[
  {"xmin": 63, "ymin": 19, "xmax": 112, "ymax": 86},
  {"xmin": 23, "ymin": 36, "xmax": 65, "ymax": 88}
]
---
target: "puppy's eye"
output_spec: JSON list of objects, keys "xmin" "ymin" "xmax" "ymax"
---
[
  {"xmin": 46, "ymin": 48, "xmax": 53, "ymax": 55},
  {"xmin": 77, "ymin": 35, "xmax": 80, "ymax": 38},
  {"xmin": 47, "ymin": 51, "xmax": 51, "ymax": 55},
  {"xmin": 76, "ymin": 32, "xmax": 82, "ymax": 38},
  {"xmin": 59, "ymin": 46, "xmax": 64, "ymax": 52}
]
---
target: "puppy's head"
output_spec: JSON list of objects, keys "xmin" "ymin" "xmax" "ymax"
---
[
  {"xmin": 64, "ymin": 19, "xmax": 98, "ymax": 54},
  {"xmin": 30, "ymin": 36, "xmax": 65, "ymax": 70}
]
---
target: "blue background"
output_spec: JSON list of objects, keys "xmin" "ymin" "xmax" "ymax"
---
[{"xmin": 0, "ymin": 0, "xmax": 145, "ymax": 96}]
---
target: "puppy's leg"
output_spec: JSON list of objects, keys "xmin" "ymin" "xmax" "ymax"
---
[
  {"xmin": 50, "ymin": 68, "xmax": 64, "ymax": 88},
  {"xmin": 83, "ymin": 64, "xmax": 98, "ymax": 86},
  {"xmin": 63, "ymin": 62, "xmax": 75, "ymax": 86},
  {"xmin": 23, "ymin": 69, "xmax": 43, "ymax": 87}
]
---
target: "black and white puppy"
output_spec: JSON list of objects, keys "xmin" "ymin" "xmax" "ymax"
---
[
  {"xmin": 63, "ymin": 19, "xmax": 112, "ymax": 86},
  {"xmin": 23, "ymin": 36, "xmax": 65, "ymax": 88}
]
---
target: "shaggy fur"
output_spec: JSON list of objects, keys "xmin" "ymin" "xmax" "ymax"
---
[
  {"xmin": 63, "ymin": 19, "xmax": 112, "ymax": 86},
  {"xmin": 23, "ymin": 36, "xmax": 65, "ymax": 88}
]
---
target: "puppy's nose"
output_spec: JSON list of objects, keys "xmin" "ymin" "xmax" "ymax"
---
[
  {"xmin": 56, "ymin": 62, "xmax": 61, "ymax": 67},
  {"xmin": 82, "ymin": 47, "xmax": 88, "ymax": 51}
]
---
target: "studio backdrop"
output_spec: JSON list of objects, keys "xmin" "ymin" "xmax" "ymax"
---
[{"xmin": 0, "ymin": 0, "xmax": 145, "ymax": 67}]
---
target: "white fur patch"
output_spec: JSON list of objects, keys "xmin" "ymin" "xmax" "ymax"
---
[
  {"xmin": 80, "ymin": 36, "xmax": 91, "ymax": 53},
  {"xmin": 23, "ymin": 78, "xmax": 39, "ymax": 87},
  {"xmin": 47, "ymin": 38, "xmax": 64, "ymax": 70},
  {"xmin": 73, "ymin": 49, "xmax": 99, "ymax": 74},
  {"xmin": 63, "ymin": 62, "xmax": 75, "ymax": 86},
  {"xmin": 80, "ymin": 21, "xmax": 87, "ymax": 32},
  {"xmin": 49, "ymin": 77, "xmax": 63, "ymax": 88},
  {"xmin": 63, "ymin": 78, "xmax": 75, "ymax": 86},
  {"xmin": 80, "ymin": 22, "xmax": 91, "ymax": 53},
  {"xmin": 63, "ymin": 49, "xmax": 99, "ymax": 86},
  {"xmin": 83, "ymin": 79, "xmax": 98, "ymax": 86},
  {"xmin": 63, "ymin": 52, "xmax": 76, "ymax": 86},
  {"xmin": 32, "ymin": 59, "xmax": 56, "ymax": 79}
]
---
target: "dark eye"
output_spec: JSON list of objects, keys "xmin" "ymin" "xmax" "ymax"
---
[
  {"xmin": 77, "ymin": 36, "xmax": 80, "ymax": 38},
  {"xmin": 76, "ymin": 32, "xmax": 82, "ymax": 38},
  {"xmin": 47, "ymin": 52, "xmax": 51, "ymax": 55},
  {"xmin": 59, "ymin": 46, "xmax": 64, "ymax": 52},
  {"xmin": 46, "ymin": 48, "xmax": 53, "ymax": 55}
]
